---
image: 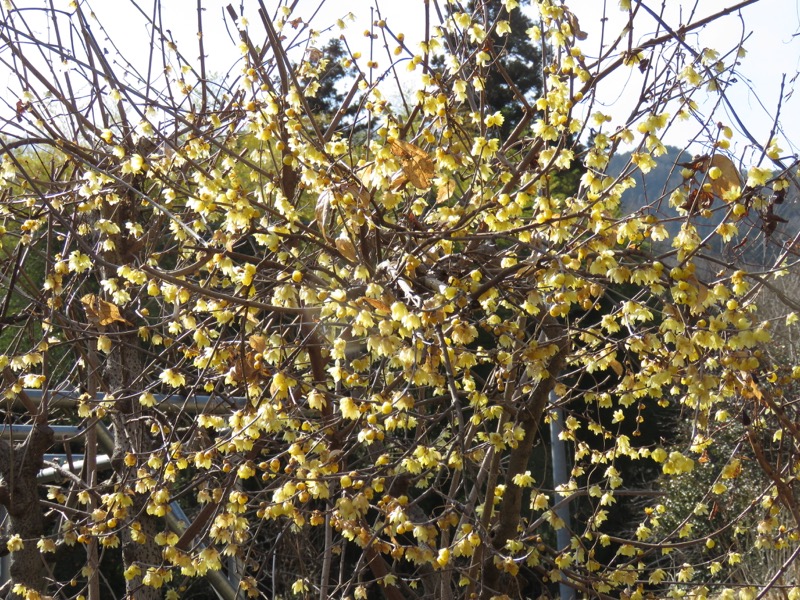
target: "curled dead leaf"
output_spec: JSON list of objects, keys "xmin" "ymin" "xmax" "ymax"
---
[
  {"xmin": 513, "ymin": 263, "xmax": 539, "ymax": 279},
  {"xmin": 249, "ymin": 334, "xmax": 267, "ymax": 353},
  {"xmin": 685, "ymin": 274, "xmax": 709, "ymax": 314},
  {"xmin": 564, "ymin": 7, "xmax": 588, "ymax": 40},
  {"xmin": 315, "ymin": 189, "xmax": 334, "ymax": 241},
  {"xmin": 81, "ymin": 294, "xmax": 131, "ymax": 326},
  {"xmin": 389, "ymin": 170, "xmax": 409, "ymax": 191},
  {"xmin": 609, "ymin": 359, "xmax": 624, "ymax": 377},
  {"xmin": 679, "ymin": 187, "xmax": 714, "ymax": 215},
  {"xmin": 307, "ymin": 47, "xmax": 323, "ymax": 63},
  {"xmin": 230, "ymin": 351, "xmax": 266, "ymax": 381},
  {"xmin": 662, "ymin": 303, "xmax": 682, "ymax": 321},
  {"xmin": 389, "ymin": 139, "xmax": 436, "ymax": 190},
  {"xmin": 706, "ymin": 154, "xmax": 742, "ymax": 198},
  {"xmin": 335, "ymin": 233, "xmax": 358, "ymax": 263},
  {"xmin": 686, "ymin": 154, "xmax": 742, "ymax": 199},
  {"xmin": 315, "ymin": 182, "xmax": 370, "ymax": 240},
  {"xmin": 436, "ymin": 178, "xmax": 457, "ymax": 204},
  {"xmin": 359, "ymin": 297, "xmax": 391, "ymax": 314}
]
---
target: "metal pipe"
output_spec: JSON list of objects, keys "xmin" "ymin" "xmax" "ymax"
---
[
  {"xmin": 549, "ymin": 394, "xmax": 575, "ymax": 600},
  {"xmin": 37, "ymin": 455, "xmax": 113, "ymax": 484},
  {"xmin": 0, "ymin": 425, "xmax": 81, "ymax": 442},
  {"xmin": 0, "ymin": 507, "xmax": 8, "ymax": 589},
  {"xmin": 94, "ymin": 422, "xmax": 115, "ymax": 456},
  {"xmin": 167, "ymin": 503, "xmax": 239, "ymax": 600},
  {"xmin": 13, "ymin": 392, "xmax": 242, "ymax": 598},
  {"xmin": 17, "ymin": 389, "xmax": 246, "ymax": 414}
]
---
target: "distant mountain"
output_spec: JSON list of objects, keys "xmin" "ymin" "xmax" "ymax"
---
[
  {"xmin": 607, "ymin": 146, "xmax": 799, "ymax": 270},
  {"xmin": 608, "ymin": 146, "xmax": 689, "ymax": 217}
]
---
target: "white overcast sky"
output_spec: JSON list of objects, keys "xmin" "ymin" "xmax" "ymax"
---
[{"xmin": 4, "ymin": 0, "xmax": 800, "ymax": 161}]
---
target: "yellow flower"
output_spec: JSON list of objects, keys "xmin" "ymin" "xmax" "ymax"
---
[
  {"xmin": 485, "ymin": 111, "xmax": 505, "ymax": 128},
  {"xmin": 721, "ymin": 459, "xmax": 742, "ymax": 479},
  {"xmin": 531, "ymin": 493, "xmax": 549, "ymax": 510},
  {"xmin": 159, "ymin": 369, "xmax": 185, "ymax": 388},
  {"xmin": 632, "ymin": 152, "xmax": 657, "ymax": 173},
  {"xmin": 129, "ymin": 154, "xmax": 145, "ymax": 173},
  {"xmin": 716, "ymin": 222, "xmax": 738, "ymax": 242},
  {"xmin": 512, "ymin": 471, "xmax": 535, "ymax": 487},
  {"xmin": 6, "ymin": 534, "xmax": 23, "ymax": 552},
  {"xmin": 22, "ymin": 373, "xmax": 45, "ymax": 388},
  {"xmin": 307, "ymin": 390, "xmax": 326, "ymax": 411},
  {"xmin": 291, "ymin": 579, "xmax": 308, "ymax": 595},
  {"xmin": 436, "ymin": 547, "xmax": 450, "ymax": 567},
  {"xmin": 662, "ymin": 451, "xmax": 694, "ymax": 475},
  {"xmin": 237, "ymin": 463, "xmax": 256, "ymax": 479},
  {"xmin": 97, "ymin": 335, "xmax": 112, "ymax": 354},
  {"xmin": 746, "ymin": 165, "xmax": 771, "ymax": 187},
  {"xmin": 340, "ymin": 397, "xmax": 360, "ymax": 420},
  {"xmin": 142, "ymin": 567, "xmax": 167, "ymax": 588},
  {"xmin": 650, "ymin": 448, "xmax": 668, "ymax": 463},
  {"xmin": 450, "ymin": 319, "xmax": 478, "ymax": 345},
  {"xmin": 240, "ymin": 263, "xmax": 256, "ymax": 286},
  {"xmin": 67, "ymin": 250, "xmax": 92, "ymax": 273}
]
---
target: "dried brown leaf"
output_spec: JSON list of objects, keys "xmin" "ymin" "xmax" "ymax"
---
[
  {"xmin": 316, "ymin": 182, "xmax": 370, "ymax": 240},
  {"xmin": 513, "ymin": 263, "xmax": 539, "ymax": 279},
  {"xmin": 389, "ymin": 139, "xmax": 436, "ymax": 190},
  {"xmin": 81, "ymin": 294, "xmax": 131, "ymax": 326},
  {"xmin": 81, "ymin": 294, "xmax": 130, "ymax": 326},
  {"xmin": 662, "ymin": 303, "xmax": 682, "ymax": 321},
  {"xmin": 389, "ymin": 170, "xmax": 409, "ymax": 191},
  {"xmin": 343, "ymin": 181, "xmax": 371, "ymax": 208},
  {"xmin": 307, "ymin": 47, "xmax": 322, "ymax": 63},
  {"xmin": 565, "ymin": 8, "xmax": 588, "ymax": 40},
  {"xmin": 360, "ymin": 297, "xmax": 391, "ymax": 313},
  {"xmin": 707, "ymin": 154, "xmax": 742, "ymax": 198},
  {"xmin": 315, "ymin": 189, "xmax": 334, "ymax": 241},
  {"xmin": 609, "ymin": 359, "xmax": 624, "ymax": 377},
  {"xmin": 436, "ymin": 178, "xmax": 457, "ymax": 204},
  {"xmin": 335, "ymin": 234, "xmax": 358, "ymax": 262},
  {"xmin": 689, "ymin": 154, "xmax": 742, "ymax": 199},
  {"xmin": 249, "ymin": 334, "xmax": 267, "ymax": 353},
  {"xmin": 685, "ymin": 274, "xmax": 709, "ymax": 314}
]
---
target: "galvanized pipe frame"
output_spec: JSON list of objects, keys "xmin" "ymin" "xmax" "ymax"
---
[
  {"xmin": 17, "ymin": 389, "xmax": 246, "ymax": 414},
  {"xmin": 0, "ymin": 392, "xmax": 240, "ymax": 600}
]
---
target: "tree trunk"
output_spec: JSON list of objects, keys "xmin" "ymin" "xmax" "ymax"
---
[
  {"xmin": 0, "ymin": 422, "xmax": 54, "ymax": 599},
  {"xmin": 105, "ymin": 333, "xmax": 163, "ymax": 600},
  {"xmin": 480, "ymin": 318, "xmax": 570, "ymax": 599},
  {"xmin": 89, "ymin": 164, "xmax": 165, "ymax": 598}
]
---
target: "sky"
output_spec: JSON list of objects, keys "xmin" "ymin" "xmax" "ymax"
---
[
  {"xmin": 3, "ymin": 0, "xmax": 800, "ymax": 162},
  {"xmin": 572, "ymin": 0, "xmax": 800, "ymax": 160}
]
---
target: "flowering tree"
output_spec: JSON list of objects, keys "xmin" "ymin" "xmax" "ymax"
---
[{"xmin": 0, "ymin": 0, "xmax": 798, "ymax": 599}]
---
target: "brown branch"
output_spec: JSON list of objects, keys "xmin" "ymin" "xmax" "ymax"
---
[
  {"xmin": 175, "ymin": 502, "xmax": 218, "ymax": 551},
  {"xmin": 363, "ymin": 544, "xmax": 408, "ymax": 600},
  {"xmin": 481, "ymin": 317, "xmax": 570, "ymax": 599},
  {"xmin": 747, "ymin": 428, "xmax": 800, "ymax": 528}
]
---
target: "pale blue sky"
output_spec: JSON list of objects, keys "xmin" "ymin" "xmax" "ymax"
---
[{"xmin": 4, "ymin": 0, "xmax": 800, "ymax": 164}]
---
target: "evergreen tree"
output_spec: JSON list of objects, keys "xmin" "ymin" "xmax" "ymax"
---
[
  {"xmin": 470, "ymin": 0, "xmax": 542, "ymax": 137},
  {"xmin": 306, "ymin": 38, "xmax": 350, "ymax": 115}
]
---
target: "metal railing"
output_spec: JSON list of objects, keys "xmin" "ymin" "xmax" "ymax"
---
[
  {"xmin": 0, "ymin": 391, "xmax": 242, "ymax": 600},
  {"xmin": 17, "ymin": 389, "xmax": 246, "ymax": 414}
]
